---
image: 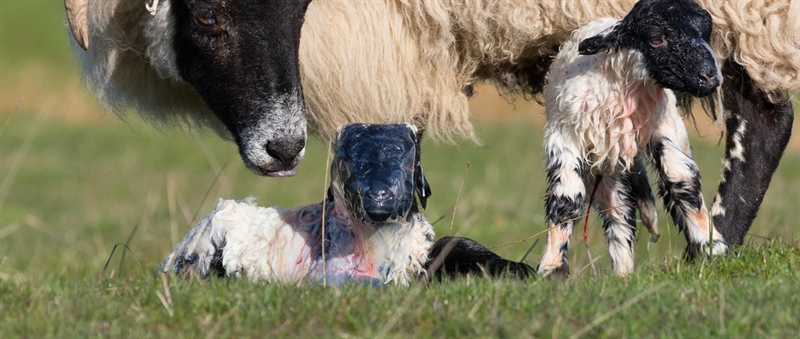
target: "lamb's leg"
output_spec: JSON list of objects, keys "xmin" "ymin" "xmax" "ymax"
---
[
  {"xmin": 711, "ymin": 59, "xmax": 794, "ymax": 246},
  {"xmin": 160, "ymin": 199, "xmax": 234, "ymax": 278},
  {"xmin": 537, "ymin": 135, "xmax": 586, "ymax": 277},
  {"xmin": 629, "ymin": 155, "xmax": 659, "ymax": 243},
  {"xmin": 648, "ymin": 112, "xmax": 727, "ymax": 259},
  {"xmin": 593, "ymin": 174, "xmax": 638, "ymax": 276}
]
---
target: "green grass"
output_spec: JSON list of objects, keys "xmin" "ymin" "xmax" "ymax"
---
[
  {"xmin": 1, "ymin": 113, "xmax": 799, "ymax": 337},
  {"xmin": 2, "ymin": 2, "xmax": 800, "ymax": 337},
  {"xmin": 0, "ymin": 1, "xmax": 75, "ymax": 71},
  {"xmin": 1, "ymin": 241, "xmax": 798, "ymax": 337}
]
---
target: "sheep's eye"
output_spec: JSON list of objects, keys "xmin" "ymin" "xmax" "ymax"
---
[
  {"xmin": 649, "ymin": 36, "xmax": 667, "ymax": 48},
  {"xmin": 195, "ymin": 9, "xmax": 217, "ymax": 26}
]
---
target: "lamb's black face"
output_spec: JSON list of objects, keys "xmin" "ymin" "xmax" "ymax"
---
[
  {"xmin": 171, "ymin": 0, "xmax": 312, "ymax": 177},
  {"xmin": 332, "ymin": 124, "xmax": 430, "ymax": 224},
  {"xmin": 579, "ymin": 0, "xmax": 720, "ymax": 97}
]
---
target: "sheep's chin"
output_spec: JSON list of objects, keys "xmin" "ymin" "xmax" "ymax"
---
[{"xmin": 263, "ymin": 168, "xmax": 297, "ymax": 177}]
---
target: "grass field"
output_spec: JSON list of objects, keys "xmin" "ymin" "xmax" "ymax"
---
[{"xmin": 1, "ymin": 2, "xmax": 799, "ymax": 337}]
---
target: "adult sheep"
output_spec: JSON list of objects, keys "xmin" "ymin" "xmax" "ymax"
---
[{"xmin": 65, "ymin": 0, "xmax": 797, "ymax": 246}]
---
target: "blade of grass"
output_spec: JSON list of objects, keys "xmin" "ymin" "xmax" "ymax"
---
[{"xmin": 570, "ymin": 281, "xmax": 668, "ymax": 339}]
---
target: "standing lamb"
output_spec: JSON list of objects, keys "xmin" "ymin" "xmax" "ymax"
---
[
  {"xmin": 537, "ymin": 1, "xmax": 728, "ymax": 277},
  {"xmin": 65, "ymin": 0, "xmax": 797, "ymax": 247}
]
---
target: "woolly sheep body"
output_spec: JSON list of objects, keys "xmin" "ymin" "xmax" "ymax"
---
[{"xmin": 74, "ymin": 0, "xmax": 799, "ymax": 142}]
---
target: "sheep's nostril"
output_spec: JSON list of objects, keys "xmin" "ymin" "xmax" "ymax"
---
[{"xmin": 265, "ymin": 138, "xmax": 305, "ymax": 165}]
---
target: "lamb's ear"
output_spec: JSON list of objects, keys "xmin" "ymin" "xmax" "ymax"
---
[
  {"xmin": 579, "ymin": 27, "xmax": 619, "ymax": 55},
  {"xmin": 413, "ymin": 129, "xmax": 432, "ymax": 209},
  {"xmin": 415, "ymin": 162, "xmax": 431, "ymax": 209},
  {"xmin": 326, "ymin": 186, "xmax": 334, "ymax": 202}
]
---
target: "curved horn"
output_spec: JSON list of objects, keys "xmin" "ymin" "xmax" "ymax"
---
[{"xmin": 64, "ymin": 0, "xmax": 89, "ymax": 50}]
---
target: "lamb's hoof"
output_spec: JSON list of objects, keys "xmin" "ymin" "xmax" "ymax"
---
[
  {"xmin": 160, "ymin": 223, "xmax": 227, "ymax": 278},
  {"xmin": 535, "ymin": 262, "xmax": 570, "ymax": 279}
]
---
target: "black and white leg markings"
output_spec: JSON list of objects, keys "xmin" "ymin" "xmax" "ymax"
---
[
  {"xmin": 629, "ymin": 155, "xmax": 659, "ymax": 244},
  {"xmin": 711, "ymin": 59, "xmax": 794, "ymax": 246},
  {"xmin": 538, "ymin": 109, "xmax": 728, "ymax": 277},
  {"xmin": 537, "ymin": 134, "xmax": 586, "ymax": 277},
  {"xmin": 593, "ymin": 174, "xmax": 639, "ymax": 276},
  {"xmin": 647, "ymin": 113, "xmax": 727, "ymax": 259}
]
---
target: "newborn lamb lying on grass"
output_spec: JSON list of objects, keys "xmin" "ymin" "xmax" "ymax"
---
[
  {"xmin": 538, "ymin": 0, "xmax": 728, "ymax": 277},
  {"xmin": 162, "ymin": 123, "xmax": 531, "ymax": 285}
]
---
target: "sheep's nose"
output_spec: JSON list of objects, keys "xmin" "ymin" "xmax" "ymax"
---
[{"xmin": 265, "ymin": 138, "xmax": 306, "ymax": 166}]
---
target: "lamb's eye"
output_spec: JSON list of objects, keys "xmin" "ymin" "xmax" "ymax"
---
[
  {"xmin": 649, "ymin": 36, "xmax": 667, "ymax": 48},
  {"xmin": 195, "ymin": 9, "xmax": 217, "ymax": 26}
]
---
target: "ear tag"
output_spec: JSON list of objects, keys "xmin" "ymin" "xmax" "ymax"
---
[{"xmin": 146, "ymin": 0, "xmax": 160, "ymax": 15}]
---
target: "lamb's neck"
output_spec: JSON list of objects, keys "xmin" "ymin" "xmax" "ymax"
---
[
  {"xmin": 604, "ymin": 48, "xmax": 651, "ymax": 87},
  {"xmin": 306, "ymin": 196, "xmax": 429, "ymax": 285}
]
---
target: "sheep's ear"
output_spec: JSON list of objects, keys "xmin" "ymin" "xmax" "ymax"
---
[
  {"xmin": 413, "ymin": 129, "xmax": 431, "ymax": 209},
  {"xmin": 579, "ymin": 28, "xmax": 619, "ymax": 55}
]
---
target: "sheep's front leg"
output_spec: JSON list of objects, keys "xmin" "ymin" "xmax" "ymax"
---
[
  {"xmin": 712, "ymin": 59, "xmax": 794, "ymax": 246},
  {"xmin": 537, "ymin": 135, "xmax": 586, "ymax": 277},
  {"xmin": 648, "ymin": 113, "xmax": 727, "ymax": 259},
  {"xmin": 593, "ymin": 174, "xmax": 639, "ymax": 276}
]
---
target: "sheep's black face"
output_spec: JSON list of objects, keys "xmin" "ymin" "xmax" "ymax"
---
[
  {"xmin": 331, "ymin": 124, "xmax": 430, "ymax": 224},
  {"xmin": 171, "ymin": 0, "xmax": 312, "ymax": 177},
  {"xmin": 579, "ymin": 0, "xmax": 721, "ymax": 97}
]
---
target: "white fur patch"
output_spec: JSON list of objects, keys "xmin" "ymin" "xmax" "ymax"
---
[
  {"xmin": 711, "ymin": 194, "xmax": 726, "ymax": 217},
  {"xmin": 143, "ymin": 0, "xmax": 181, "ymax": 80},
  {"xmin": 544, "ymin": 18, "xmax": 667, "ymax": 173},
  {"xmin": 164, "ymin": 197, "xmax": 433, "ymax": 286},
  {"xmin": 238, "ymin": 93, "xmax": 308, "ymax": 172},
  {"xmin": 729, "ymin": 120, "xmax": 747, "ymax": 162}
]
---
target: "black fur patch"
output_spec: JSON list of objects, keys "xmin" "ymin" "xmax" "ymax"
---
[
  {"xmin": 578, "ymin": 0, "xmax": 719, "ymax": 97},
  {"xmin": 545, "ymin": 194, "xmax": 585, "ymax": 229},
  {"xmin": 171, "ymin": 0, "xmax": 312, "ymax": 174},
  {"xmin": 332, "ymin": 124, "xmax": 424, "ymax": 224}
]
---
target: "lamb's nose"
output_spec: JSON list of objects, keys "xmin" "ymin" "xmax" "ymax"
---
[
  {"xmin": 265, "ymin": 138, "xmax": 305, "ymax": 166},
  {"xmin": 367, "ymin": 189, "xmax": 394, "ymax": 203},
  {"xmin": 698, "ymin": 72, "xmax": 720, "ymax": 89}
]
